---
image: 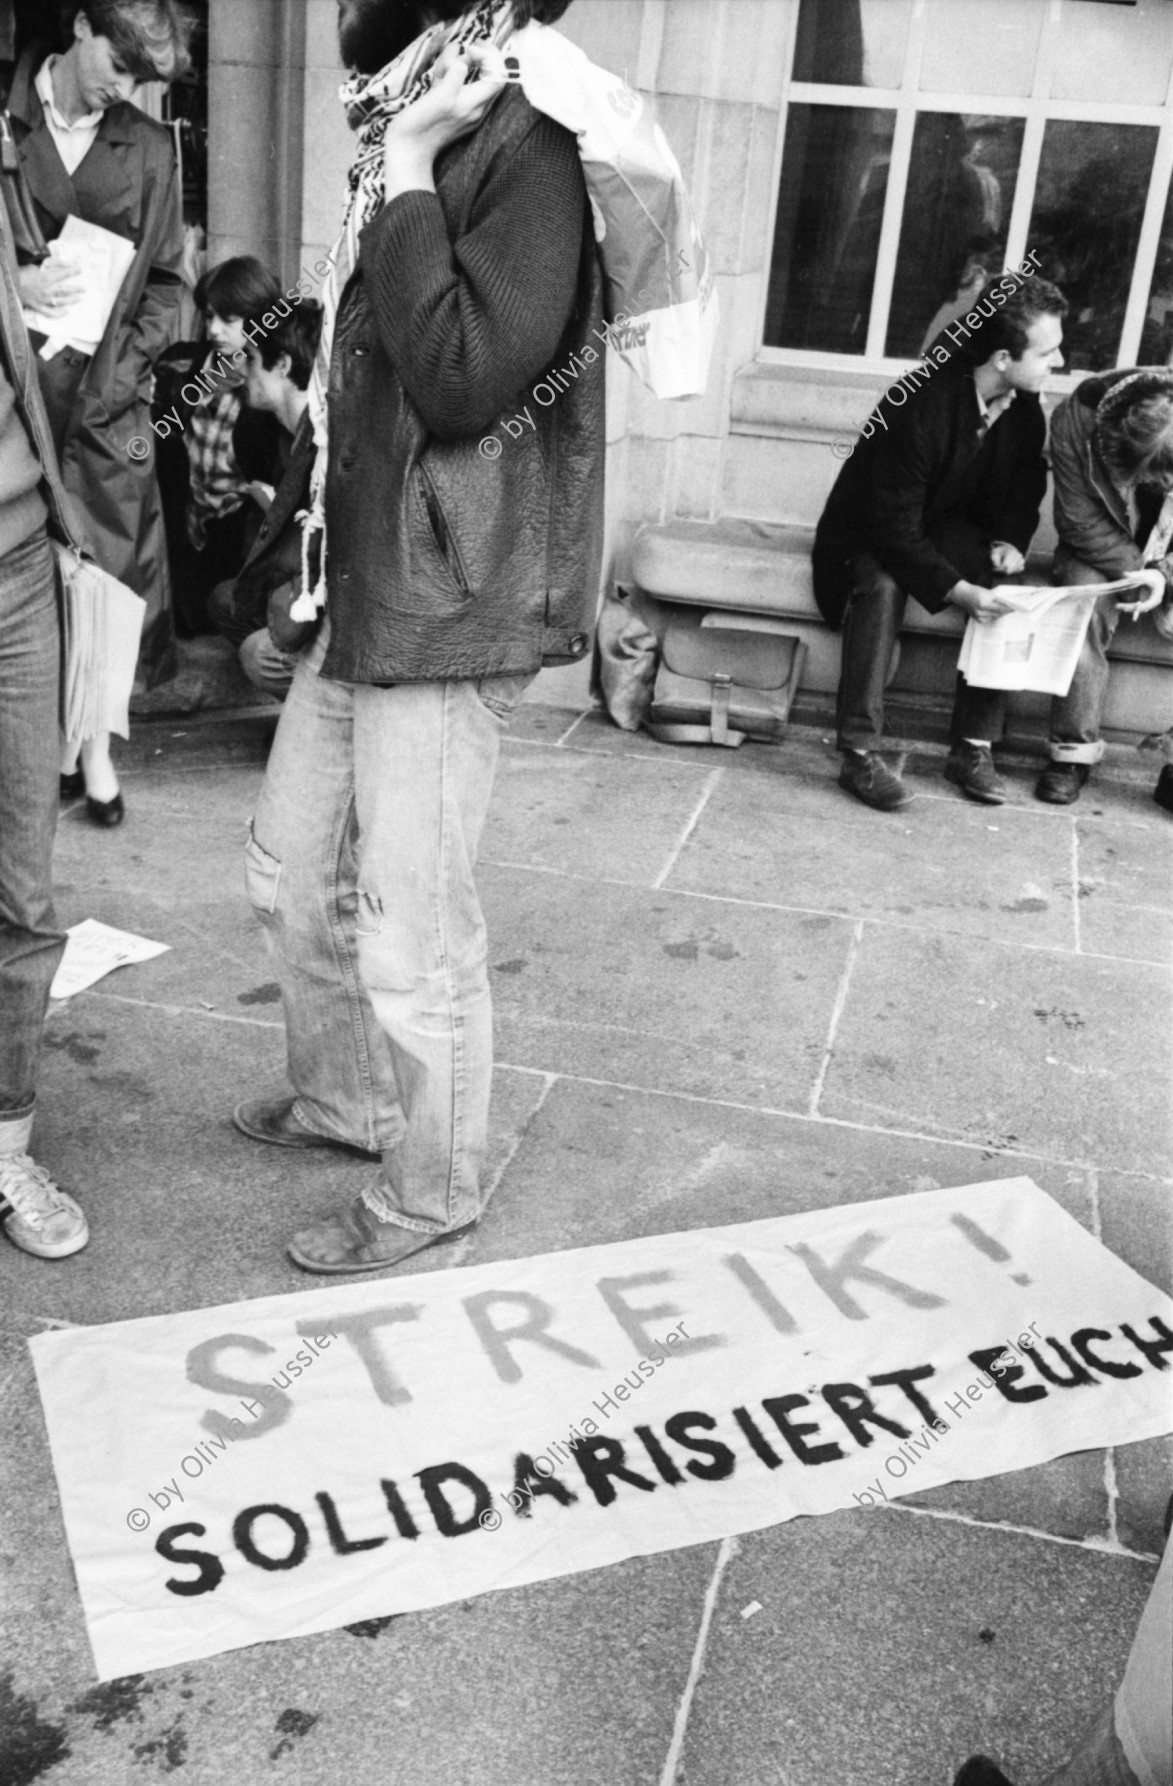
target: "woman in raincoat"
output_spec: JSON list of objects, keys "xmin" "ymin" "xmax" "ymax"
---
[{"xmin": 7, "ymin": 0, "xmax": 189, "ymax": 824}]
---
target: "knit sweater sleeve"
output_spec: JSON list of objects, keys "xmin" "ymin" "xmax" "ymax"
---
[{"xmin": 358, "ymin": 106, "xmax": 586, "ymax": 440}]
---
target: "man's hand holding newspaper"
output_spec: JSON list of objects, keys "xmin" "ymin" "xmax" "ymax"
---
[{"xmin": 958, "ymin": 571, "xmax": 1165, "ymax": 696}]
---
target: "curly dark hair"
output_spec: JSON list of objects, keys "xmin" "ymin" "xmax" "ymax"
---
[{"xmin": 1095, "ymin": 371, "xmax": 1173, "ymax": 490}]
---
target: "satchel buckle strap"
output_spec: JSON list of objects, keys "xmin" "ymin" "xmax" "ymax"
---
[{"xmin": 709, "ymin": 672, "xmax": 732, "ymax": 745}]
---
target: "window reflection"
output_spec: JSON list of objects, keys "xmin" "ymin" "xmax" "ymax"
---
[
  {"xmin": 765, "ymin": 105, "xmax": 895, "ymax": 354},
  {"xmin": 886, "ymin": 112, "xmax": 1025, "ymax": 359},
  {"xmin": 792, "ymin": 0, "xmax": 912, "ymax": 89},
  {"xmin": 1029, "ymin": 121, "xmax": 1159, "ymax": 371}
]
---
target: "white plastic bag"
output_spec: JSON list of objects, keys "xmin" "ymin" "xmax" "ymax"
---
[{"xmin": 514, "ymin": 24, "xmax": 718, "ymax": 399}]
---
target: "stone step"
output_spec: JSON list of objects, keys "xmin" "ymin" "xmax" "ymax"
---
[{"xmin": 630, "ymin": 519, "xmax": 1173, "ymax": 740}]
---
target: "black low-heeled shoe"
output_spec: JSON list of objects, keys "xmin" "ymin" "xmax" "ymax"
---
[
  {"xmin": 85, "ymin": 792, "xmax": 124, "ymax": 828},
  {"xmin": 59, "ymin": 770, "xmax": 86, "ymax": 800}
]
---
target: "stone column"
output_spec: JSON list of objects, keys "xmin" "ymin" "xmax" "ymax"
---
[{"xmin": 207, "ymin": 0, "xmax": 308, "ymax": 284}]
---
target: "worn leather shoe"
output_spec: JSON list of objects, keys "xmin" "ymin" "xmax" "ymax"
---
[
  {"xmin": 1035, "ymin": 761, "xmax": 1089, "ymax": 805},
  {"xmin": 86, "ymin": 792, "xmax": 124, "ymax": 828},
  {"xmin": 837, "ymin": 749, "xmax": 912, "ymax": 811},
  {"xmin": 953, "ymin": 1761, "xmax": 1014, "ymax": 1786},
  {"xmin": 1155, "ymin": 764, "xmax": 1173, "ymax": 814},
  {"xmin": 59, "ymin": 770, "xmax": 85, "ymax": 800},
  {"xmin": 945, "ymin": 742, "xmax": 1006, "ymax": 805},
  {"xmin": 233, "ymin": 1096, "xmax": 380, "ymax": 1159},
  {"xmin": 288, "ymin": 1197, "xmax": 477, "ymax": 1275}
]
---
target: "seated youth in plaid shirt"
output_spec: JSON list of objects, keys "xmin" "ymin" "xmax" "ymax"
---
[{"xmin": 152, "ymin": 256, "xmax": 284, "ymax": 635}]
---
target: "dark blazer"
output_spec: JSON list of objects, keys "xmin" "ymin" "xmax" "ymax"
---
[
  {"xmin": 8, "ymin": 46, "xmax": 183, "ymax": 678},
  {"xmin": 322, "ymin": 85, "xmax": 605, "ymax": 686},
  {"xmin": 812, "ymin": 348, "xmax": 1048, "ymax": 628}
]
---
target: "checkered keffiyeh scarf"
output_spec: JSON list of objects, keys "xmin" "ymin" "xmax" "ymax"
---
[{"xmin": 291, "ymin": 0, "xmax": 515, "ymax": 621}]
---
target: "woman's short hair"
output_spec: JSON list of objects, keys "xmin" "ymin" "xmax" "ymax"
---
[
  {"xmin": 60, "ymin": 1, "xmax": 195, "ymax": 84},
  {"xmin": 1095, "ymin": 370, "xmax": 1173, "ymax": 490},
  {"xmin": 196, "ymin": 257, "xmax": 281, "ymax": 325}
]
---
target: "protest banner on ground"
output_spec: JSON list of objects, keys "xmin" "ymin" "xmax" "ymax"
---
[{"xmin": 29, "ymin": 1177, "xmax": 1173, "ymax": 1680}]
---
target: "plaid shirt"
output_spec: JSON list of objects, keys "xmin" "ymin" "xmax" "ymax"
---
[{"xmin": 186, "ymin": 385, "xmax": 248, "ymax": 549}]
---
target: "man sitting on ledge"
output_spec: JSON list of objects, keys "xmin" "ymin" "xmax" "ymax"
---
[{"xmin": 812, "ymin": 271, "xmax": 1068, "ymax": 811}]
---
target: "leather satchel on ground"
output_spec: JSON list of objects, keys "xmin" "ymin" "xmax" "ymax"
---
[{"xmin": 647, "ymin": 610, "xmax": 807, "ymax": 747}]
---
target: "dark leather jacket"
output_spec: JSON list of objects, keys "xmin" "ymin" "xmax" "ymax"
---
[{"xmin": 320, "ymin": 87, "xmax": 605, "ymax": 686}]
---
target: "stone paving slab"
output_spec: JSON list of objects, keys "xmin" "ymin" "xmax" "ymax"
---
[
  {"xmin": 483, "ymin": 865, "xmax": 850, "ymax": 1111},
  {"xmin": 485, "ymin": 741, "xmax": 718, "ymax": 883},
  {"xmin": 1075, "ymin": 806, "xmax": 1173, "ymax": 964},
  {"xmin": 475, "ymin": 1072, "xmax": 1168, "ymax": 1548},
  {"xmin": 49, "ymin": 892, "xmax": 272, "ymax": 1020},
  {"xmin": 2, "ymin": 708, "xmax": 1166, "ymax": 1786},
  {"xmin": 477, "ymin": 1074, "xmax": 1096, "ymax": 1259},
  {"xmin": 0, "ymin": 1313, "xmax": 712, "ymax": 1786},
  {"xmin": 821, "ymin": 924, "xmax": 1173, "ymax": 1176},
  {"xmin": 1114, "ymin": 1435, "xmax": 1173, "ymax": 1555},
  {"xmin": 676, "ymin": 1512, "xmax": 1158, "ymax": 1786},
  {"xmin": 663, "ymin": 767, "xmax": 1079, "ymax": 950},
  {"xmin": 56, "ymin": 761, "xmax": 264, "ymax": 900},
  {"xmin": 1098, "ymin": 1170, "xmax": 1173, "ymax": 1299},
  {"xmin": 1076, "ymin": 803, "xmax": 1173, "ymax": 910},
  {"xmin": 4, "ymin": 1008, "xmax": 546, "ymax": 1329}
]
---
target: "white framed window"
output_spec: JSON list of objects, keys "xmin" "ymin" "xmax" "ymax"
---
[{"xmin": 762, "ymin": 0, "xmax": 1173, "ymax": 382}]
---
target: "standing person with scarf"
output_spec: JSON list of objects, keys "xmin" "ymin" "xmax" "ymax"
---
[
  {"xmin": 6, "ymin": 0, "xmax": 190, "ymax": 825},
  {"xmin": 234, "ymin": 0, "xmax": 605, "ymax": 1273}
]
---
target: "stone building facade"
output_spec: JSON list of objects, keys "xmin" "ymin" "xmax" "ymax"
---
[{"xmin": 206, "ymin": 0, "xmax": 1173, "ymax": 726}]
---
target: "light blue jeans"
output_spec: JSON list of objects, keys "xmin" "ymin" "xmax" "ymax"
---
[
  {"xmin": 1047, "ymin": 553, "xmax": 1130, "ymax": 766},
  {"xmin": 246, "ymin": 622, "xmax": 531, "ymax": 1233},
  {"xmin": 0, "ymin": 530, "xmax": 64, "ymax": 1143}
]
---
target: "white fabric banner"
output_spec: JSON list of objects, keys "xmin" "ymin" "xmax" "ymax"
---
[{"xmin": 30, "ymin": 1178, "xmax": 1173, "ymax": 1680}]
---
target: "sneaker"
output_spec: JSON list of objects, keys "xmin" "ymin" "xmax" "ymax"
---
[
  {"xmin": 1155, "ymin": 764, "xmax": 1173, "ymax": 814},
  {"xmin": 837, "ymin": 750, "xmax": 912, "ymax": 811},
  {"xmin": 0, "ymin": 1152, "xmax": 89, "ymax": 1259},
  {"xmin": 1036, "ymin": 761, "xmax": 1089, "ymax": 805},
  {"xmin": 945, "ymin": 742, "xmax": 1006, "ymax": 805}
]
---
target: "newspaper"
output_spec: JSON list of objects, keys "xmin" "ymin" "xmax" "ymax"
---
[
  {"xmin": 958, "ymin": 576, "xmax": 1156, "ymax": 696},
  {"xmin": 23, "ymin": 215, "xmax": 136, "ymax": 359},
  {"xmin": 56, "ymin": 546, "xmax": 146, "ymax": 744},
  {"xmin": 49, "ymin": 920, "xmax": 170, "ymax": 1001}
]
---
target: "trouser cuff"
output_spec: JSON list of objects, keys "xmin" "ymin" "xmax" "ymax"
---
[
  {"xmin": 1050, "ymin": 740, "xmax": 1105, "ymax": 765},
  {"xmin": 0, "ymin": 1110, "xmax": 35, "ymax": 1155}
]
